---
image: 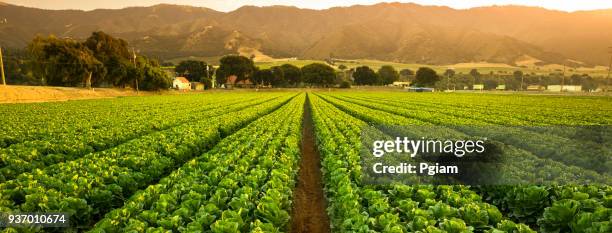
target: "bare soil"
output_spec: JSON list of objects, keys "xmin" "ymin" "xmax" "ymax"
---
[
  {"xmin": 0, "ymin": 85, "xmax": 163, "ymax": 103},
  {"xmin": 290, "ymin": 95, "xmax": 331, "ymax": 233}
]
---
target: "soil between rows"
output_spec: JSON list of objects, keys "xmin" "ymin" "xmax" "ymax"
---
[{"xmin": 290, "ymin": 95, "xmax": 331, "ymax": 233}]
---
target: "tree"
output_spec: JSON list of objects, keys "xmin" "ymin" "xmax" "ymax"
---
[
  {"xmin": 301, "ymin": 63, "xmax": 335, "ymax": 87},
  {"xmin": 25, "ymin": 32, "xmax": 169, "ymax": 90},
  {"xmin": 216, "ymin": 55, "xmax": 255, "ymax": 85},
  {"xmin": 513, "ymin": 70, "xmax": 524, "ymax": 90},
  {"xmin": 569, "ymin": 74, "xmax": 582, "ymax": 85},
  {"xmin": 413, "ymin": 67, "xmax": 440, "ymax": 87},
  {"xmin": 269, "ymin": 66, "xmax": 286, "ymax": 86},
  {"xmin": 252, "ymin": 68, "xmax": 273, "ymax": 86},
  {"xmin": 353, "ymin": 66, "xmax": 379, "ymax": 85},
  {"xmin": 469, "ymin": 69, "xmax": 481, "ymax": 78},
  {"xmin": 338, "ymin": 64, "xmax": 347, "ymax": 70},
  {"xmin": 134, "ymin": 56, "xmax": 172, "ymax": 91},
  {"xmin": 28, "ymin": 35, "xmax": 103, "ymax": 87},
  {"xmin": 3, "ymin": 48, "xmax": 38, "ymax": 85},
  {"xmin": 175, "ymin": 60, "xmax": 213, "ymax": 83},
  {"xmin": 400, "ymin": 69, "xmax": 414, "ymax": 76},
  {"xmin": 442, "ymin": 69, "xmax": 456, "ymax": 90},
  {"xmin": 580, "ymin": 75, "xmax": 598, "ymax": 92},
  {"xmin": 483, "ymin": 79, "xmax": 498, "ymax": 90},
  {"xmin": 378, "ymin": 65, "xmax": 399, "ymax": 85},
  {"xmin": 84, "ymin": 31, "xmax": 132, "ymax": 86},
  {"xmin": 444, "ymin": 69, "xmax": 456, "ymax": 78},
  {"xmin": 279, "ymin": 64, "xmax": 301, "ymax": 86}
]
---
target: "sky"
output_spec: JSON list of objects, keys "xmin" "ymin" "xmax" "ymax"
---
[{"xmin": 4, "ymin": 0, "xmax": 612, "ymax": 12}]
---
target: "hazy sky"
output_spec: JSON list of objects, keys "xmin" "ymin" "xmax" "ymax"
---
[{"xmin": 4, "ymin": 0, "xmax": 612, "ymax": 12}]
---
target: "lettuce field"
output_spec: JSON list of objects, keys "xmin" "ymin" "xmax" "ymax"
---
[{"xmin": 0, "ymin": 91, "xmax": 610, "ymax": 233}]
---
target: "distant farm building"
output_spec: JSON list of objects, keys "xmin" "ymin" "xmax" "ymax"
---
[
  {"xmin": 473, "ymin": 84, "xmax": 484, "ymax": 90},
  {"xmin": 546, "ymin": 85, "xmax": 582, "ymax": 92},
  {"xmin": 595, "ymin": 85, "xmax": 612, "ymax": 92},
  {"xmin": 392, "ymin": 81, "xmax": 411, "ymax": 88},
  {"xmin": 173, "ymin": 77, "xmax": 191, "ymax": 90},
  {"xmin": 407, "ymin": 87, "xmax": 434, "ymax": 92},
  {"xmin": 225, "ymin": 75, "xmax": 254, "ymax": 88},
  {"xmin": 496, "ymin": 85, "xmax": 506, "ymax": 90},
  {"xmin": 191, "ymin": 82, "xmax": 205, "ymax": 91},
  {"xmin": 527, "ymin": 85, "xmax": 545, "ymax": 91}
]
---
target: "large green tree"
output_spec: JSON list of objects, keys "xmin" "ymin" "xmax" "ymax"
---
[
  {"xmin": 378, "ymin": 65, "xmax": 399, "ymax": 85},
  {"xmin": 175, "ymin": 60, "xmax": 214, "ymax": 82},
  {"xmin": 269, "ymin": 66, "xmax": 286, "ymax": 86},
  {"xmin": 353, "ymin": 66, "xmax": 379, "ymax": 85},
  {"xmin": 131, "ymin": 57, "xmax": 172, "ymax": 91},
  {"xmin": 28, "ymin": 35, "xmax": 103, "ymax": 87},
  {"xmin": 175, "ymin": 60, "xmax": 214, "ymax": 88},
  {"xmin": 84, "ymin": 31, "xmax": 132, "ymax": 86},
  {"xmin": 279, "ymin": 64, "xmax": 302, "ymax": 86},
  {"xmin": 252, "ymin": 68, "xmax": 273, "ymax": 86},
  {"xmin": 215, "ymin": 55, "xmax": 255, "ymax": 85},
  {"xmin": 27, "ymin": 33, "xmax": 170, "ymax": 90},
  {"xmin": 301, "ymin": 63, "xmax": 335, "ymax": 87},
  {"xmin": 413, "ymin": 67, "xmax": 440, "ymax": 87}
]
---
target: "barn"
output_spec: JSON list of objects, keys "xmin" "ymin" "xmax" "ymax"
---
[{"xmin": 173, "ymin": 77, "xmax": 191, "ymax": 90}]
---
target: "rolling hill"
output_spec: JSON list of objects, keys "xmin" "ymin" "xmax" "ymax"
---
[{"xmin": 0, "ymin": 2, "xmax": 611, "ymax": 66}]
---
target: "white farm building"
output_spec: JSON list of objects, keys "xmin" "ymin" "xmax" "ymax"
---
[{"xmin": 173, "ymin": 77, "xmax": 191, "ymax": 90}]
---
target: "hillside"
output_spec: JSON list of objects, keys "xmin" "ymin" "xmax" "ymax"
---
[{"xmin": 0, "ymin": 2, "xmax": 611, "ymax": 65}]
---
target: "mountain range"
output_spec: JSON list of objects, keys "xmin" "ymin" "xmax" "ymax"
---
[{"xmin": 1, "ymin": 2, "xmax": 611, "ymax": 66}]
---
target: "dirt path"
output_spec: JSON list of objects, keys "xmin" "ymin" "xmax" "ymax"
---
[{"xmin": 290, "ymin": 94, "xmax": 331, "ymax": 233}]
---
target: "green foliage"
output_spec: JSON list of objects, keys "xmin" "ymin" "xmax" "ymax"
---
[
  {"xmin": 22, "ymin": 32, "xmax": 170, "ymax": 90},
  {"xmin": 378, "ymin": 65, "xmax": 399, "ymax": 85},
  {"xmin": 339, "ymin": 81, "xmax": 351, "ymax": 88},
  {"xmin": 353, "ymin": 65, "xmax": 380, "ymax": 85},
  {"xmin": 28, "ymin": 35, "xmax": 103, "ymax": 86},
  {"xmin": 175, "ymin": 60, "xmax": 214, "ymax": 84},
  {"xmin": 413, "ymin": 67, "xmax": 440, "ymax": 87},
  {"xmin": 279, "ymin": 64, "xmax": 302, "ymax": 86},
  {"xmin": 216, "ymin": 55, "xmax": 256, "ymax": 85},
  {"xmin": 301, "ymin": 63, "xmax": 335, "ymax": 87},
  {"xmin": 135, "ymin": 57, "xmax": 172, "ymax": 91},
  {"xmin": 400, "ymin": 68, "xmax": 415, "ymax": 76}
]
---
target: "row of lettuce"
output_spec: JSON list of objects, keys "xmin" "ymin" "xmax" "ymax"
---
[
  {"xmin": 310, "ymin": 92, "xmax": 610, "ymax": 232},
  {"xmin": 0, "ymin": 93, "xmax": 299, "ymax": 231},
  {"xmin": 309, "ymin": 94, "xmax": 535, "ymax": 232},
  {"xmin": 0, "ymin": 93, "xmax": 287, "ymax": 182},
  {"xmin": 88, "ymin": 94, "xmax": 306, "ymax": 232}
]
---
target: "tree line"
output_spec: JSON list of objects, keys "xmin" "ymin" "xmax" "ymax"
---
[
  {"xmin": 3, "ymin": 31, "xmax": 604, "ymax": 91},
  {"xmin": 4, "ymin": 31, "xmax": 171, "ymax": 90},
  {"xmin": 173, "ymin": 55, "xmax": 340, "ymax": 88}
]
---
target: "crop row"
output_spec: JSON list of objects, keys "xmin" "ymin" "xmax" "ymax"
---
[
  {"xmin": 0, "ymin": 94, "xmax": 286, "ymax": 183},
  {"xmin": 88, "ymin": 93, "xmax": 305, "ymax": 233},
  {"xmin": 309, "ymin": 94, "xmax": 534, "ymax": 232},
  {"xmin": 0, "ymin": 95, "xmax": 201, "ymax": 147},
  {"xmin": 0, "ymin": 93, "xmax": 296, "ymax": 230},
  {"xmin": 336, "ymin": 93, "xmax": 611, "ymax": 146},
  {"xmin": 313, "ymin": 92, "xmax": 610, "ymax": 232},
  {"xmin": 336, "ymin": 92, "xmax": 611, "ymax": 125},
  {"xmin": 325, "ymin": 94, "xmax": 610, "ymax": 174},
  {"xmin": 317, "ymin": 93, "xmax": 609, "ymax": 182}
]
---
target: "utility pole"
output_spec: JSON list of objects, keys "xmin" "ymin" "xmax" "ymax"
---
[
  {"xmin": 560, "ymin": 62, "xmax": 566, "ymax": 92},
  {"xmin": 0, "ymin": 46, "xmax": 5, "ymax": 86},
  {"xmin": 132, "ymin": 48, "xmax": 139, "ymax": 94},
  {"xmin": 446, "ymin": 69, "xmax": 450, "ymax": 91},
  {"xmin": 207, "ymin": 65, "xmax": 213, "ymax": 88},
  {"xmin": 606, "ymin": 47, "xmax": 612, "ymax": 92}
]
